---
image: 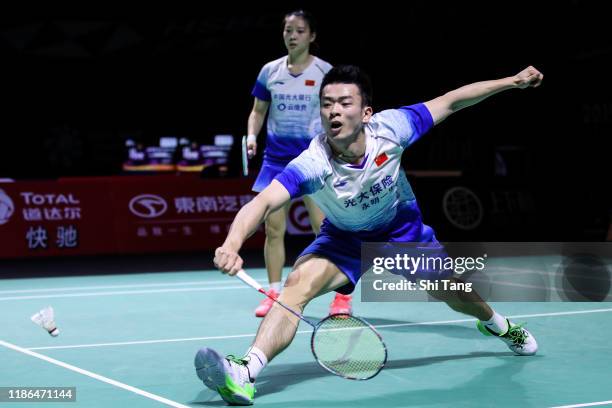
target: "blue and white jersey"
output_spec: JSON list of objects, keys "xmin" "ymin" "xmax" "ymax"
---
[
  {"xmin": 275, "ymin": 104, "xmax": 434, "ymax": 232},
  {"xmin": 252, "ymin": 56, "xmax": 333, "ymax": 163}
]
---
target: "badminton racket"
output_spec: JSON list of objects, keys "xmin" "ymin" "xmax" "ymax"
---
[{"xmin": 235, "ymin": 270, "xmax": 387, "ymax": 380}]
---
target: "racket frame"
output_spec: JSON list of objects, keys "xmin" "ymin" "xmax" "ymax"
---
[
  {"xmin": 311, "ymin": 313, "xmax": 388, "ymax": 380},
  {"xmin": 235, "ymin": 270, "xmax": 387, "ymax": 380}
]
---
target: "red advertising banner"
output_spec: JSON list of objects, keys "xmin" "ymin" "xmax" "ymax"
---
[
  {"xmin": 0, "ymin": 180, "xmax": 116, "ymax": 257},
  {"xmin": 108, "ymin": 175, "xmax": 262, "ymax": 254},
  {"xmin": 0, "ymin": 175, "xmax": 263, "ymax": 259}
]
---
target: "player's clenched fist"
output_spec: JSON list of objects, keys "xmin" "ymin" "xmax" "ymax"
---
[{"xmin": 214, "ymin": 247, "xmax": 243, "ymax": 276}]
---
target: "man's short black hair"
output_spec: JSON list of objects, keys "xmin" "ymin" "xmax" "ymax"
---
[{"xmin": 320, "ymin": 65, "xmax": 373, "ymax": 107}]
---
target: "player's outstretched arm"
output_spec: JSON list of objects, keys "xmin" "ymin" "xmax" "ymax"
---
[
  {"xmin": 214, "ymin": 180, "xmax": 290, "ymax": 275},
  {"xmin": 424, "ymin": 66, "xmax": 543, "ymax": 125}
]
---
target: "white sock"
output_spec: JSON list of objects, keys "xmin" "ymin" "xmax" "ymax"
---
[
  {"xmin": 269, "ymin": 282, "xmax": 282, "ymax": 293},
  {"xmin": 244, "ymin": 346, "xmax": 268, "ymax": 381},
  {"xmin": 482, "ymin": 311, "xmax": 509, "ymax": 335}
]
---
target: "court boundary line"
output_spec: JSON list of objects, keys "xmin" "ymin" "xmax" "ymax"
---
[
  {"xmin": 550, "ymin": 400, "xmax": 612, "ymax": 408},
  {"xmin": 0, "ymin": 339, "xmax": 190, "ymax": 408},
  {"xmin": 3, "ymin": 262, "xmax": 608, "ymax": 300},
  {"xmin": 0, "ymin": 285, "xmax": 250, "ymax": 301},
  {"xmin": 26, "ymin": 307, "xmax": 612, "ymax": 351},
  {"xmin": 0, "ymin": 279, "xmax": 248, "ymax": 295}
]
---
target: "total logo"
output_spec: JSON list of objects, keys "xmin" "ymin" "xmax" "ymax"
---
[
  {"xmin": 0, "ymin": 189, "xmax": 15, "ymax": 225},
  {"xmin": 129, "ymin": 194, "xmax": 168, "ymax": 218}
]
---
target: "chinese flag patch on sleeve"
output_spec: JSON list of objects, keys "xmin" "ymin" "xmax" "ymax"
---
[
  {"xmin": 374, "ymin": 152, "xmax": 389, "ymax": 167},
  {"xmin": 305, "ymin": 79, "xmax": 316, "ymax": 86}
]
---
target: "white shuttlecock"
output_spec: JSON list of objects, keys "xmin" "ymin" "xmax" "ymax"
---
[{"xmin": 31, "ymin": 306, "xmax": 59, "ymax": 337}]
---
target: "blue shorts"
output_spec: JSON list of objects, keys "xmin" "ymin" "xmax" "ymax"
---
[
  {"xmin": 252, "ymin": 158, "xmax": 289, "ymax": 192},
  {"xmin": 298, "ymin": 202, "xmax": 450, "ymax": 294}
]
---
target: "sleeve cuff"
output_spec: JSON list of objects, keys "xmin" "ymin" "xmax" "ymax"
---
[
  {"xmin": 399, "ymin": 103, "xmax": 434, "ymax": 145},
  {"xmin": 251, "ymin": 81, "xmax": 271, "ymax": 101},
  {"xmin": 274, "ymin": 165, "xmax": 303, "ymax": 198}
]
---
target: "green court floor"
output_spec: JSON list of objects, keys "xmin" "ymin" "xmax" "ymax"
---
[{"xmin": 1, "ymin": 267, "xmax": 611, "ymax": 407}]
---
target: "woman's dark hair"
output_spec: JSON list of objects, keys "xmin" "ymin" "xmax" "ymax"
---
[
  {"xmin": 283, "ymin": 9, "xmax": 319, "ymax": 53},
  {"xmin": 283, "ymin": 9, "xmax": 317, "ymax": 34},
  {"xmin": 320, "ymin": 65, "xmax": 373, "ymax": 107}
]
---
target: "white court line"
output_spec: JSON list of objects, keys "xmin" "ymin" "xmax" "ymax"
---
[
  {"xmin": 0, "ymin": 285, "xmax": 249, "ymax": 301},
  {"xmin": 550, "ymin": 400, "xmax": 612, "ymax": 408},
  {"xmin": 0, "ymin": 264, "xmax": 579, "ymax": 300},
  {"xmin": 27, "ymin": 307, "xmax": 612, "ymax": 351},
  {"xmin": 0, "ymin": 340, "xmax": 190, "ymax": 408},
  {"xmin": 485, "ymin": 266, "xmax": 611, "ymax": 282},
  {"xmin": 28, "ymin": 332, "xmax": 296, "ymax": 351},
  {"xmin": 0, "ymin": 279, "xmax": 247, "ymax": 295}
]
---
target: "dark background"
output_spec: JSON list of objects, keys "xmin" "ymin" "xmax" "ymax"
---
[{"xmin": 1, "ymin": 1, "xmax": 610, "ymax": 242}]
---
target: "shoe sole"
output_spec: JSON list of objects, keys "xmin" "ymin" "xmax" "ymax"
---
[{"xmin": 194, "ymin": 348, "xmax": 252, "ymax": 405}]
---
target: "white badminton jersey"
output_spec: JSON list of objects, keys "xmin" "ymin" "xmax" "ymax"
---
[
  {"xmin": 251, "ymin": 56, "xmax": 333, "ymax": 162},
  {"xmin": 275, "ymin": 104, "xmax": 434, "ymax": 231}
]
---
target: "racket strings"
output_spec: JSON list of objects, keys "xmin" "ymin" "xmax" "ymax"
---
[{"xmin": 312, "ymin": 316, "xmax": 386, "ymax": 379}]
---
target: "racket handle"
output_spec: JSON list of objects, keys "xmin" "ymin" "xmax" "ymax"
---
[
  {"xmin": 236, "ymin": 269, "xmax": 315, "ymax": 327},
  {"xmin": 241, "ymin": 136, "xmax": 249, "ymax": 176},
  {"xmin": 236, "ymin": 270, "xmax": 263, "ymax": 292}
]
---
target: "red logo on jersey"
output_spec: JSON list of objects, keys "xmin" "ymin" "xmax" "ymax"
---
[
  {"xmin": 305, "ymin": 79, "xmax": 316, "ymax": 86},
  {"xmin": 374, "ymin": 152, "xmax": 389, "ymax": 167}
]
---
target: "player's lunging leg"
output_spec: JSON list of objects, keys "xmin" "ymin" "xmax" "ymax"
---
[
  {"xmin": 428, "ymin": 276, "xmax": 538, "ymax": 356},
  {"xmin": 195, "ymin": 256, "xmax": 349, "ymax": 405}
]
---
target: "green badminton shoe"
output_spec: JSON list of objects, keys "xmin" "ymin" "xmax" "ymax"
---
[
  {"xmin": 195, "ymin": 347, "xmax": 255, "ymax": 405},
  {"xmin": 477, "ymin": 318, "xmax": 538, "ymax": 356}
]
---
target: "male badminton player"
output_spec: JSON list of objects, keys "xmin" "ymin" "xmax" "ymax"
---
[{"xmin": 198, "ymin": 64, "xmax": 543, "ymax": 405}]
